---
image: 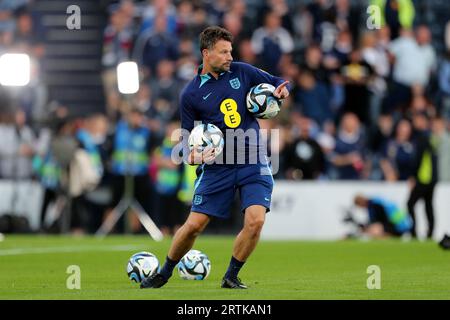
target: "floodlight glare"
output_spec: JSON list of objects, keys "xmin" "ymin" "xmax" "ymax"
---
[
  {"xmin": 0, "ymin": 53, "xmax": 31, "ymax": 86},
  {"xmin": 117, "ymin": 61, "xmax": 139, "ymax": 94}
]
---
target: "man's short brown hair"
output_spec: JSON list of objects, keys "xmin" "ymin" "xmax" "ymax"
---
[{"xmin": 199, "ymin": 26, "xmax": 233, "ymax": 54}]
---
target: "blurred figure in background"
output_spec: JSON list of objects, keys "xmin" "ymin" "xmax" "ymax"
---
[
  {"xmin": 407, "ymin": 112, "xmax": 438, "ymax": 239},
  {"xmin": 0, "ymin": 109, "xmax": 35, "ymax": 180},
  {"xmin": 369, "ymin": 0, "xmax": 415, "ymax": 40},
  {"xmin": 151, "ymin": 120, "xmax": 184, "ymax": 236},
  {"xmin": 331, "ymin": 112, "xmax": 368, "ymax": 179},
  {"xmin": 102, "ymin": 3, "xmax": 135, "ymax": 120},
  {"xmin": 386, "ymin": 28, "xmax": 435, "ymax": 115},
  {"xmin": 294, "ymin": 70, "xmax": 332, "ymax": 128},
  {"xmin": 351, "ymin": 194, "xmax": 413, "ymax": 239},
  {"xmin": 283, "ymin": 116, "xmax": 325, "ymax": 180},
  {"xmin": 339, "ymin": 49, "xmax": 375, "ymax": 126},
  {"xmin": 109, "ymin": 108, "xmax": 157, "ymax": 233},
  {"xmin": 379, "ymin": 118, "xmax": 415, "ymax": 181},
  {"xmin": 432, "ymin": 117, "xmax": 450, "ymax": 182},
  {"xmin": 74, "ymin": 114, "xmax": 110, "ymax": 234},
  {"xmin": 361, "ymin": 31, "xmax": 389, "ymax": 128},
  {"xmin": 438, "ymin": 51, "xmax": 450, "ymax": 120},
  {"xmin": 133, "ymin": 14, "xmax": 179, "ymax": 78},
  {"xmin": 251, "ymin": 10, "xmax": 294, "ymax": 75}
]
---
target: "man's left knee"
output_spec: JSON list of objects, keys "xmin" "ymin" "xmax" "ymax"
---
[{"xmin": 244, "ymin": 206, "xmax": 266, "ymax": 234}]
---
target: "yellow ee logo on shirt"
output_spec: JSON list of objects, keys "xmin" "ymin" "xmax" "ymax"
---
[{"xmin": 220, "ymin": 98, "xmax": 241, "ymax": 128}]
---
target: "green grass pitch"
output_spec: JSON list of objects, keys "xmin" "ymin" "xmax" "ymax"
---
[{"xmin": 1, "ymin": 235, "xmax": 449, "ymax": 299}]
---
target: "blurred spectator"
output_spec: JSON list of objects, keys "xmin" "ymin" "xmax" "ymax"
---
[
  {"xmin": 432, "ymin": 117, "xmax": 450, "ymax": 182},
  {"xmin": 340, "ymin": 49, "xmax": 375, "ymax": 126},
  {"xmin": 408, "ymin": 92, "xmax": 436, "ymax": 119},
  {"xmin": 148, "ymin": 59, "xmax": 180, "ymax": 125},
  {"xmin": 446, "ymin": 20, "xmax": 450, "ymax": 51},
  {"xmin": 415, "ymin": 24, "xmax": 437, "ymax": 96},
  {"xmin": 34, "ymin": 111, "xmax": 79, "ymax": 232},
  {"xmin": 0, "ymin": 109, "xmax": 35, "ymax": 179},
  {"xmin": 221, "ymin": 12, "xmax": 244, "ymax": 56},
  {"xmin": 292, "ymin": 3, "xmax": 313, "ymax": 48},
  {"xmin": 385, "ymin": 28, "xmax": 435, "ymax": 113},
  {"xmin": 379, "ymin": 118, "xmax": 415, "ymax": 181},
  {"xmin": 140, "ymin": 0, "xmax": 177, "ymax": 35},
  {"xmin": 332, "ymin": 0, "xmax": 362, "ymax": 42},
  {"xmin": 102, "ymin": 3, "xmax": 135, "ymax": 119},
  {"xmin": 102, "ymin": 4, "xmax": 134, "ymax": 69},
  {"xmin": 331, "ymin": 112, "xmax": 368, "ymax": 180},
  {"xmin": 257, "ymin": 0, "xmax": 293, "ymax": 34},
  {"xmin": 369, "ymin": 113, "xmax": 394, "ymax": 155},
  {"xmin": 300, "ymin": 44, "xmax": 330, "ymax": 84},
  {"xmin": 133, "ymin": 14, "xmax": 179, "ymax": 77},
  {"xmin": 438, "ymin": 51, "xmax": 450, "ymax": 119},
  {"xmin": 369, "ymin": 0, "xmax": 415, "ymax": 40},
  {"xmin": 109, "ymin": 108, "xmax": 157, "ymax": 232},
  {"xmin": 175, "ymin": 0, "xmax": 194, "ymax": 37},
  {"xmin": 351, "ymin": 194, "xmax": 413, "ymax": 238},
  {"xmin": 361, "ymin": 31, "xmax": 389, "ymax": 125},
  {"xmin": 152, "ymin": 120, "xmax": 184, "ymax": 236},
  {"xmin": 294, "ymin": 70, "xmax": 332, "ymax": 127},
  {"xmin": 176, "ymin": 36, "xmax": 198, "ymax": 83},
  {"xmin": 228, "ymin": 0, "xmax": 253, "ymax": 38},
  {"xmin": 0, "ymin": 0, "xmax": 29, "ymax": 34},
  {"xmin": 236, "ymin": 38, "xmax": 257, "ymax": 65},
  {"xmin": 251, "ymin": 10, "xmax": 294, "ymax": 75},
  {"xmin": 283, "ymin": 116, "xmax": 325, "ymax": 180},
  {"xmin": 18, "ymin": 54, "xmax": 47, "ymax": 129},
  {"xmin": 12, "ymin": 9, "xmax": 35, "ymax": 48},
  {"xmin": 74, "ymin": 114, "xmax": 110, "ymax": 234},
  {"xmin": 324, "ymin": 30, "xmax": 352, "ymax": 69},
  {"xmin": 407, "ymin": 112, "xmax": 438, "ymax": 239},
  {"xmin": 305, "ymin": 0, "xmax": 335, "ymax": 49}
]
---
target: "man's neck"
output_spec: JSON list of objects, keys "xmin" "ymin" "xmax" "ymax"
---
[{"xmin": 201, "ymin": 63, "xmax": 219, "ymax": 79}]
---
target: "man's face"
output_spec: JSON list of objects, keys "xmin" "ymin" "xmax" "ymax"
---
[{"xmin": 204, "ymin": 40, "xmax": 233, "ymax": 73}]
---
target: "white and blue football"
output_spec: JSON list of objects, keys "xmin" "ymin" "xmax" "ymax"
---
[
  {"xmin": 188, "ymin": 123, "xmax": 224, "ymax": 155},
  {"xmin": 246, "ymin": 83, "xmax": 281, "ymax": 119},
  {"xmin": 177, "ymin": 249, "xmax": 211, "ymax": 280},
  {"xmin": 126, "ymin": 251, "xmax": 159, "ymax": 283}
]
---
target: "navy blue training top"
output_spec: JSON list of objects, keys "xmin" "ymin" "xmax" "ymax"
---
[{"xmin": 180, "ymin": 61, "xmax": 286, "ymax": 165}]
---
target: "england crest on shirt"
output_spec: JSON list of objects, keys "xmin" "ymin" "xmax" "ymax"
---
[{"xmin": 229, "ymin": 77, "xmax": 240, "ymax": 90}]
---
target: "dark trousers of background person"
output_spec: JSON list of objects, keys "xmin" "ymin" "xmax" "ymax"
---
[
  {"xmin": 110, "ymin": 174, "xmax": 155, "ymax": 233},
  {"xmin": 71, "ymin": 195, "xmax": 90, "ymax": 232},
  {"xmin": 407, "ymin": 182, "xmax": 436, "ymax": 239},
  {"xmin": 39, "ymin": 188, "xmax": 57, "ymax": 232},
  {"xmin": 383, "ymin": 81, "xmax": 412, "ymax": 115},
  {"xmin": 156, "ymin": 193, "xmax": 185, "ymax": 235}
]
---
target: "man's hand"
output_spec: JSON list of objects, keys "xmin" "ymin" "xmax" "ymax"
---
[
  {"xmin": 273, "ymin": 80, "xmax": 290, "ymax": 99},
  {"xmin": 189, "ymin": 146, "xmax": 216, "ymax": 165}
]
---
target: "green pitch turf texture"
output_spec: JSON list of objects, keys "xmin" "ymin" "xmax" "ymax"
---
[{"xmin": 1, "ymin": 235, "xmax": 449, "ymax": 300}]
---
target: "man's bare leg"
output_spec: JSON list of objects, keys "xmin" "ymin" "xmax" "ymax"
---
[
  {"xmin": 167, "ymin": 212, "xmax": 210, "ymax": 261},
  {"xmin": 222, "ymin": 205, "xmax": 266, "ymax": 289},
  {"xmin": 140, "ymin": 212, "xmax": 210, "ymax": 288}
]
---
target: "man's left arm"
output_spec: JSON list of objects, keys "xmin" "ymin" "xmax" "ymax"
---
[{"xmin": 239, "ymin": 62, "xmax": 290, "ymax": 99}]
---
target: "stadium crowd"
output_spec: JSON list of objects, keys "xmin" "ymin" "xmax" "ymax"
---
[{"xmin": 0, "ymin": 0, "xmax": 449, "ymax": 235}]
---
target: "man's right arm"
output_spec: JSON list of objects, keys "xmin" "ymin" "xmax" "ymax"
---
[{"xmin": 180, "ymin": 90, "xmax": 216, "ymax": 165}]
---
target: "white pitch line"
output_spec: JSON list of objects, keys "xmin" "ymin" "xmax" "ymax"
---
[{"xmin": 0, "ymin": 244, "xmax": 145, "ymax": 256}]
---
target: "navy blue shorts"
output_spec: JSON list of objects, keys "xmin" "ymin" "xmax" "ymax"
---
[{"xmin": 191, "ymin": 163, "xmax": 274, "ymax": 219}]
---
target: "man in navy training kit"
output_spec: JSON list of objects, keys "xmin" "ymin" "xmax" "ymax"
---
[{"xmin": 141, "ymin": 26, "xmax": 289, "ymax": 289}]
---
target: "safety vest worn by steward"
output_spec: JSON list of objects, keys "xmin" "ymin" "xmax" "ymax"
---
[
  {"xmin": 155, "ymin": 137, "xmax": 181, "ymax": 195},
  {"xmin": 76, "ymin": 129, "xmax": 103, "ymax": 177},
  {"xmin": 370, "ymin": 0, "xmax": 415, "ymax": 28},
  {"xmin": 417, "ymin": 134, "xmax": 439, "ymax": 185},
  {"xmin": 112, "ymin": 120, "xmax": 150, "ymax": 176},
  {"xmin": 177, "ymin": 164, "xmax": 198, "ymax": 204},
  {"xmin": 32, "ymin": 153, "xmax": 62, "ymax": 190},
  {"xmin": 370, "ymin": 197, "xmax": 413, "ymax": 233}
]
